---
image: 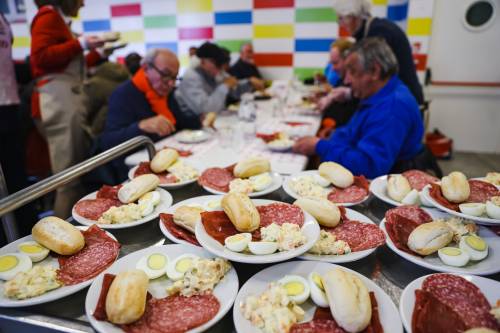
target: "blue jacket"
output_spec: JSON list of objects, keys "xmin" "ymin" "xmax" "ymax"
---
[
  {"xmin": 315, "ymin": 76, "xmax": 423, "ymax": 179},
  {"xmin": 324, "ymin": 63, "xmax": 340, "ymax": 87}
]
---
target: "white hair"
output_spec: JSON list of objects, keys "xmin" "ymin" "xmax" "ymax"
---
[
  {"xmin": 333, "ymin": 0, "xmax": 371, "ymax": 18},
  {"xmin": 141, "ymin": 48, "xmax": 160, "ymax": 66}
]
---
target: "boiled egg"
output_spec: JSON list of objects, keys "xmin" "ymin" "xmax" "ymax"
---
[
  {"xmin": 485, "ymin": 197, "xmax": 500, "ymax": 219},
  {"xmin": 225, "ymin": 233, "xmax": 251, "ymax": 252},
  {"xmin": 401, "ymin": 189, "xmax": 421, "ymax": 205},
  {"xmin": 308, "ymin": 272, "xmax": 328, "ymax": 307},
  {"xmin": 204, "ymin": 199, "xmax": 222, "ymax": 211},
  {"xmin": 139, "ymin": 190, "xmax": 161, "ymax": 206},
  {"xmin": 249, "ymin": 173, "xmax": 273, "ymax": 192},
  {"xmin": 459, "ymin": 203, "xmax": 486, "ymax": 217},
  {"xmin": 139, "ymin": 200, "xmax": 155, "ymax": 217},
  {"xmin": 459, "ymin": 235, "xmax": 488, "ymax": 261},
  {"xmin": 438, "ymin": 247, "xmax": 470, "ymax": 267},
  {"xmin": 248, "ymin": 241, "xmax": 278, "ymax": 255},
  {"xmin": 17, "ymin": 241, "xmax": 49, "ymax": 262},
  {"xmin": 313, "ymin": 174, "xmax": 330, "ymax": 187},
  {"xmin": 136, "ymin": 253, "xmax": 169, "ymax": 279},
  {"xmin": 0, "ymin": 253, "xmax": 32, "ymax": 280},
  {"xmin": 166, "ymin": 254, "xmax": 199, "ymax": 281},
  {"xmin": 278, "ymin": 275, "xmax": 310, "ymax": 304},
  {"xmin": 419, "ymin": 191, "xmax": 434, "ymax": 207}
]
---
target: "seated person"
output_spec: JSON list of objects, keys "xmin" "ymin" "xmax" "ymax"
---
[
  {"xmin": 229, "ymin": 43, "xmax": 261, "ymax": 80},
  {"xmin": 293, "ymin": 38, "xmax": 424, "ymax": 179},
  {"xmin": 124, "ymin": 52, "xmax": 142, "ymax": 75},
  {"xmin": 99, "ymin": 48, "xmax": 200, "ymax": 180}
]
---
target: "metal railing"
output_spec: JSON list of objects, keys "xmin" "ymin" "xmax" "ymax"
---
[{"xmin": 0, "ymin": 136, "xmax": 156, "ymax": 241}]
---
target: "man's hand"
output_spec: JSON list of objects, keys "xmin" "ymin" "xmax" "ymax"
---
[
  {"xmin": 85, "ymin": 36, "xmax": 105, "ymax": 50},
  {"xmin": 223, "ymin": 76, "xmax": 238, "ymax": 89},
  {"xmin": 249, "ymin": 77, "xmax": 265, "ymax": 91},
  {"xmin": 329, "ymin": 86, "xmax": 351, "ymax": 103},
  {"xmin": 293, "ymin": 136, "xmax": 321, "ymax": 156},
  {"xmin": 138, "ymin": 115, "xmax": 176, "ymax": 137}
]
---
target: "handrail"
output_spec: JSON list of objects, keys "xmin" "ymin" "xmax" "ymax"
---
[{"xmin": 0, "ymin": 136, "xmax": 156, "ymax": 218}]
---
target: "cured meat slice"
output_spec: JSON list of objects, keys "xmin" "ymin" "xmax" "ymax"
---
[
  {"xmin": 162, "ymin": 146, "xmax": 192, "ymax": 157},
  {"xmin": 429, "ymin": 183, "xmax": 459, "ymax": 211},
  {"xmin": 325, "ymin": 220, "xmax": 385, "ymax": 252},
  {"xmin": 93, "ymin": 273, "xmax": 115, "ymax": 321},
  {"xmin": 402, "ymin": 170, "xmax": 438, "ymax": 191},
  {"xmin": 133, "ymin": 161, "xmax": 154, "ymax": 177},
  {"xmin": 198, "ymin": 167, "xmax": 235, "ymax": 192},
  {"xmin": 201, "ymin": 211, "xmax": 252, "ymax": 245},
  {"xmin": 133, "ymin": 162, "xmax": 177, "ymax": 185},
  {"xmin": 429, "ymin": 180, "xmax": 500, "ymax": 212},
  {"xmin": 160, "ymin": 213, "xmax": 200, "ymax": 246},
  {"xmin": 328, "ymin": 176, "xmax": 370, "ymax": 204},
  {"xmin": 257, "ymin": 203, "xmax": 304, "ymax": 227},
  {"xmin": 96, "ymin": 185, "xmax": 122, "ymax": 200},
  {"xmin": 74, "ymin": 198, "xmax": 123, "ymax": 221},
  {"xmin": 412, "ymin": 274, "xmax": 500, "ymax": 333}
]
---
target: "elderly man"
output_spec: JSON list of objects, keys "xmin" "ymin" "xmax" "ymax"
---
[
  {"xmin": 229, "ymin": 43, "xmax": 262, "ymax": 80},
  {"xmin": 293, "ymin": 38, "xmax": 424, "ymax": 179},
  {"xmin": 333, "ymin": 0, "xmax": 423, "ymax": 105}
]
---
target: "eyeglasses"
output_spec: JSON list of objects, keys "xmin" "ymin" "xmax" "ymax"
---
[{"xmin": 149, "ymin": 63, "xmax": 179, "ymax": 83}]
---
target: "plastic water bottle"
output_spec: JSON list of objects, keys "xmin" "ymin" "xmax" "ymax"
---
[{"xmin": 238, "ymin": 93, "xmax": 256, "ymax": 142}]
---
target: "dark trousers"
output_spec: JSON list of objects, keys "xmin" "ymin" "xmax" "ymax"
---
[{"xmin": 391, "ymin": 145, "xmax": 443, "ymax": 178}]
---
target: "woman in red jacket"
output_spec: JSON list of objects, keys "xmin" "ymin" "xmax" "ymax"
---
[{"xmin": 31, "ymin": 0, "xmax": 105, "ymax": 217}]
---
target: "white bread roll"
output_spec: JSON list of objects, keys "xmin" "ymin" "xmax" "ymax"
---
[
  {"xmin": 318, "ymin": 162, "xmax": 354, "ymax": 189},
  {"xmin": 464, "ymin": 329, "xmax": 499, "ymax": 333},
  {"xmin": 173, "ymin": 205, "xmax": 204, "ymax": 233},
  {"xmin": 105, "ymin": 270, "xmax": 148, "ymax": 324},
  {"xmin": 233, "ymin": 157, "xmax": 271, "ymax": 178},
  {"xmin": 441, "ymin": 171, "xmax": 470, "ymax": 203},
  {"xmin": 293, "ymin": 197, "xmax": 341, "ymax": 227},
  {"xmin": 32, "ymin": 216, "xmax": 84, "ymax": 255},
  {"xmin": 323, "ymin": 268, "xmax": 371, "ymax": 332},
  {"xmin": 221, "ymin": 193, "xmax": 260, "ymax": 232},
  {"xmin": 150, "ymin": 148, "xmax": 179, "ymax": 173},
  {"xmin": 387, "ymin": 175, "xmax": 412, "ymax": 202},
  {"xmin": 118, "ymin": 174, "xmax": 160, "ymax": 204},
  {"xmin": 407, "ymin": 221, "xmax": 453, "ymax": 255}
]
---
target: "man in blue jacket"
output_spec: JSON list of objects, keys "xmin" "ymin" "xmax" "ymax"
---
[{"xmin": 293, "ymin": 38, "xmax": 424, "ymax": 179}]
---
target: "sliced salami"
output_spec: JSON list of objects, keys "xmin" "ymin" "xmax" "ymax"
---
[
  {"xmin": 257, "ymin": 203, "xmax": 304, "ymax": 227},
  {"xmin": 160, "ymin": 213, "xmax": 200, "ymax": 246},
  {"xmin": 325, "ymin": 220, "xmax": 385, "ymax": 252},
  {"xmin": 134, "ymin": 161, "xmax": 176, "ymax": 185},
  {"xmin": 385, "ymin": 205, "xmax": 432, "ymax": 254},
  {"xmin": 402, "ymin": 170, "xmax": 438, "ymax": 191},
  {"xmin": 328, "ymin": 176, "xmax": 370, "ymax": 204},
  {"xmin": 198, "ymin": 167, "xmax": 235, "ymax": 192},
  {"xmin": 74, "ymin": 198, "xmax": 123, "ymax": 220},
  {"xmin": 93, "ymin": 273, "xmax": 115, "ymax": 321},
  {"xmin": 162, "ymin": 146, "xmax": 192, "ymax": 157},
  {"xmin": 468, "ymin": 180, "xmax": 500, "ymax": 203},
  {"xmin": 96, "ymin": 185, "xmax": 122, "ymax": 200}
]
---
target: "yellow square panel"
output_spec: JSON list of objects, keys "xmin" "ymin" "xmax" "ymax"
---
[
  {"xmin": 177, "ymin": 0, "xmax": 213, "ymax": 13},
  {"xmin": 13, "ymin": 36, "xmax": 30, "ymax": 48},
  {"xmin": 254, "ymin": 24, "xmax": 294, "ymax": 39},
  {"xmin": 120, "ymin": 31, "xmax": 144, "ymax": 43},
  {"xmin": 371, "ymin": 0, "xmax": 388, "ymax": 5},
  {"xmin": 407, "ymin": 18, "xmax": 433, "ymax": 36}
]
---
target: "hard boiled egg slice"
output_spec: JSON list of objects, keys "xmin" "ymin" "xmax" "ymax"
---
[
  {"xmin": 139, "ymin": 190, "xmax": 161, "ymax": 206},
  {"xmin": 401, "ymin": 189, "xmax": 421, "ymax": 205},
  {"xmin": 438, "ymin": 247, "xmax": 470, "ymax": 267},
  {"xmin": 459, "ymin": 203, "xmax": 486, "ymax": 217},
  {"xmin": 313, "ymin": 174, "xmax": 330, "ymax": 187},
  {"xmin": 278, "ymin": 275, "xmax": 310, "ymax": 304},
  {"xmin": 248, "ymin": 241, "xmax": 278, "ymax": 255},
  {"xmin": 204, "ymin": 199, "xmax": 222, "ymax": 211},
  {"xmin": 249, "ymin": 173, "xmax": 273, "ymax": 192},
  {"xmin": 225, "ymin": 233, "xmax": 251, "ymax": 252},
  {"xmin": 419, "ymin": 191, "xmax": 434, "ymax": 207},
  {"xmin": 0, "ymin": 253, "xmax": 32, "ymax": 280},
  {"xmin": 459, "ymin": 235, "xmax": 488, "ymax": 261},
  {"xmin": 17, "ymin": 241, "xmax": 49, "ymax": 263},
  {"xmin": 166, "ymin": 254, "xmax": 199, "ymax": 281},
  {"xmin": 139, "ymin": 200, "xmax": 155, "ymax": 217},
  {"xmin": 308, "ymin": 272, "xmax": 328, "ymax": 307},
  {"xmin": 136, "ymin": 253, "xmax": 169, "ymax": 279},
  {"xmin": 485, "ymin": 197, "xmax": 500, "ymax": 219}
]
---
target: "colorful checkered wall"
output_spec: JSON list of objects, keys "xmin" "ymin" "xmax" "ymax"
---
[{"xmin": 11, "ymin": 0, "xmax": 434, "ymax": 81}]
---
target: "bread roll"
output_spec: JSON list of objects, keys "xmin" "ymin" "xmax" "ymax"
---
[
  {"xmin": 464, "ymin": 329, "xmax": 499, "ymax": 333},
  {"xmin": 322, "ymin": 268, "xmax": 371, "ymax": 332},
  {"xmin": 441, "ymin": 171, "xmax": 470, "ymax": 203},
  {"xmin": 150, "ymin": 148, "xmax": 178, "ymax": 173},
  {"xmin": 293, "ymin": 197, "xmax": 341, "ymax": 227},
  {"xmin": 32, "ymin": 216, "xmax": 84, "ymax": 255},
  {"xmin": 233, "ymin": 157, "xmax": 270, "ymax": 178},
  {"xmin": 105, "ymin": 270, "xmax": 148, "ymax": 324},
  {"xmin": 407, "ymin": 221, "xmax": 453, "ymax": 255},
  {"xmin": 387, "ymin": 174, "xmax": 412, "ymax": 202},
  {"xmin": 118, "ymin": 174, "xmax": 160, "ymax": 203},
  {"xmin": 173, "ymin": 205, "xmax": 204, "ymax": 233},
  {"xmin": 221, "ymin": 193, "xmax": 260, "ymax": 232},
  {"xmin": 318, "ymin": 162, "xmax": 354, "ymax": 189}
]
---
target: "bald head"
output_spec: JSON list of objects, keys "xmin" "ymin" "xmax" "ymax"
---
[{"xmin": 143, "ymin": 48, "xmax": 179, "ymax": 96}]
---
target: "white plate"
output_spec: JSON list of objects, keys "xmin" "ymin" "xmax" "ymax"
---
[
  {"xmin": 421, "ymin": 185, "xmax": 500, "ymax": 225},
  {"xmin": 266, "ymin": 141, "xmax": 294, "ymax": 152},
  {"xmin": 400, "ymin": 273, "xmax": 500, "ymax": 333},
  {"xmin": 233, "ymin": 261, "xmax": 403, "ymax": 333},
  {"xmin": 175, "ymin": 130, "xmax": 212, "ymax": 143},
  {"xmin": 85, "ymin": 244, "xmax": 238, "ymax": 333},
  {"xmin": 283, "ymin": 170, "xmax": 370, "ymax": 207},
  {"xmin": 128, "ymin": 165, "xmax": 198, "ymax": 190},
  {"xmin": 299, "ymin": 208, "xmax": 382, "ymax": 263},
  {"xmin": 472, "ymin": 177, "xmax": 500, "ymax": 189},
  {"xmin": 202, "ymin": 172, "xmax": 283, "ymax": 198},
  {"xmin": 72, "ymin": 188, "xmax": 173, "ymax": 229},
  {"xmin": 370, "ymin": 175, "xmax": 405, "ymax": 207},
  {"xmin": 195, "ymin": 198, "xmax": 320, "ymax": 264},
  {"xmin": 0, "ymin": 226, "xmax": 118, "ymax": 307},
  {"xmin": 380, "ymin": 208, "xmax": 500, "ymax": 275}
]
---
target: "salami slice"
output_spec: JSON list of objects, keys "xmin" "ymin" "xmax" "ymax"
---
[
  {"xmin": 325, "ymin": 220, "xmax": 385, "ymax": 252},
  {"xmin": 428, "ymin": 183, "xmax": 459, "ymax": 211},
  {"xmin": 93, "ymin": 273, "xmax": 115, "ymax": 321},
  {"xmin": 385, "ymin": 205, "xmax": 432, "ymax": 254},
  {"xmin": 96, "ymin": 185, "xmax": 122, "ymax": 200},
  {"xmin": 328, "ymin": 176, "xmax": 370, "ymax": 204},
  {"xmin": 402, "ymin": 170, "xmax": 438, "ymax": 191},
  {"xmin": 162, "ymin": 146, "xmax": 193, "ymax": 157},
  {"xmin": 133, "ymin": 162, "xmax": 153, "ymax": 177},
  {"xmin": 198, "ymin": 167, "xmax": 235, "ymax": 192},
  {"xmin": 160, "ymin": 213, "xmax": 200, "ymax": 246},
  {"xmin": 134, "ymin": 162, "xmax": 176, "ymax": 185},
  {"xmin": 468, "ymin": 180, "xmax": 500, "ymax": 203},
  {"xmin": 74, "ymin": 198, "xmax": 123, "ymax": 220},
  {"xmin": 257, "ymin": 203, "xmax": 304, "ymax": 227}
]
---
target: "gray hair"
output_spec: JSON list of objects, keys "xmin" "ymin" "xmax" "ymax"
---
[
  {"xmin": 333, "ymin": 0, "xmax": 371, "ymax": 18},
  {"xmin": 141, "ymin": 48, "xmax": 161, "ymax": 66},
  {"xmin": 348, "ymin": 38, "xmax": 399, "ymax": 79}
]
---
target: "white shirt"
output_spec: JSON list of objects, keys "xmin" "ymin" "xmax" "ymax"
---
[{"xmin": 0, "ymin": 13, "xmax": 20, "ymax": 106}]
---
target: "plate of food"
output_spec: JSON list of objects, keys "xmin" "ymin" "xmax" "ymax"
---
[
  {"xmin": 380, "ymin": 205, "xmax": 500, "ymax": 275},
  {"xmin": 474, "ymin": 171, "xmax": 500, "ymax": 189},
  {"xmin": 283, "ymin": 162, "xmax": 371, "ymax": 206},
  {"xmin": 0, "ymin": 217, "xmax": 120, "ymax": 307},
  {"xmin": 421, "ymin": 171, "xmax": 500, "ymax": 225},
  {"xmin": 266, "ymin": 133, "xmax": 295, "ymax": 152},
  {"xmin": 198, "ymin": 157, "xmax": 283, "ymax": 197},
  {"xmin": 175, "ymin": 129, "xmax": 212, "ymax": 144},
  {"xmin": 85, "ymin": 244, "xmax": 238, "ymax": 333},
  {"xmin": 194, "ymin": 193, "xmax": 320, "ymax": 264},
  {"xmin": 295, "ymin": 198, "xmax": 385, "ymax": 263},
  {"xmin": 370, "ymin": 170, "xmax": 438, "ymax": 207},
  {"xmin": 234, "ymin": 261, "xmax": 403, "ymax": 333},
  {"xmin": 400, "ymin": 273, "xmax": 500, "ymax": 333},
  {"xmin": 128, "ymin": 148, "xmax": 199, "ymax": 189},
  {"xmin": 72, "ymin": 175, "xmax": 173, "ymax": 229}
]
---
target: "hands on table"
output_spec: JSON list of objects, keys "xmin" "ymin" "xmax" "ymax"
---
[
  {"xmin": 139, "ymin": 115, "xmax": 176, "ymax": 137},
  {"xmin": 293, "ymin": 136, "xmax": 320, "ymax": 156}
]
